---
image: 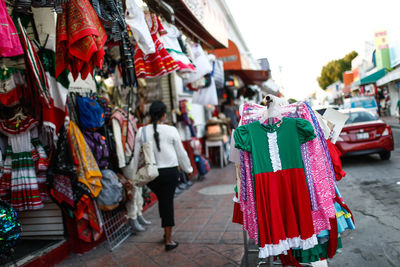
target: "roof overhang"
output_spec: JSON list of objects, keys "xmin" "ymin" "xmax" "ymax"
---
[
  {"xmin": 359, "ymin": 68, "xmax": 387, "ymax": 85},
  {"xmin": 377, "ymin": 67, "xmax": 400, "ymax": 86},
  {"xmin": 149, "ymin": 0, "xmax": 228, "ymax": 49},
  {"xmin": 211, "ymin": 40, "xmax": 268, "ymax": 85}
]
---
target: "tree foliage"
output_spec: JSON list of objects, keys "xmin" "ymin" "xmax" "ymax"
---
[{"xmin": 317, "ymin": 51, "xmax": 358, "ymax": 90}]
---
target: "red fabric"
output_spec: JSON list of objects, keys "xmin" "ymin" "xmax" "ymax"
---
[
  {"xmin": 73, "ymin": 195, "xmax": 102, "ymax": 242},
  {"xmin": 254, "ymin": 168, "xmax": 315, "ymax": 249},
  {"xmin": 279, "ymin": 250, "xmax": 302, "ymax": 267},
  {"xmin": 0, "ymin": 87, "xmax": 21, "ymax": 106},
  {"xmin": 326, "ymin": 139, "xmax": 346, "ymax": 181},
  {"xmin": 56, "ymin": 0, "xmax": 107, "ymax": 80},
  {"xmin": 232, "ymin": 193, "xmax": 243, "ymax": 225},
  {"xmin": 134, "ymin": 13, "xmax": 178, "ymax": 78},
  {"xmin": 328, "ymin": 217, "xmax": 338, "ymax": 258}
]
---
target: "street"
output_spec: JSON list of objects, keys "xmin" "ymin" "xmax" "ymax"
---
[{"xmin": 329, "ymin": 127, "xmax": 400, "ymax": 267}]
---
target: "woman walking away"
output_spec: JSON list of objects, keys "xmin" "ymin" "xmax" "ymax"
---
[{"xmin": 132, "ymin": 101, "xmax": 193, "ymax": 251}]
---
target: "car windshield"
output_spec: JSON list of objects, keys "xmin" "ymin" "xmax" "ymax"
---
[{"xmin": 344, "ymin": 111, "xmax": 379, "ymax": 124}]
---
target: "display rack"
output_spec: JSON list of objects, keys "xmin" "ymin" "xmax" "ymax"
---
[{"xmin": 99, "ymin": 204, "xmax": 132, "ymax": 251}]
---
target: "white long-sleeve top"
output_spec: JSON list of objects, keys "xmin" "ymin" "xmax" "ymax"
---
[{"xmin": 131, "ymin": 124, "xmax": 193, "ymax": 176}]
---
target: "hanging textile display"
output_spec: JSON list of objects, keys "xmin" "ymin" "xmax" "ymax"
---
[
  {"xmin": 55, "ymin": 0, "xmax": 107, "ymax": 80},
  {"xmin": 124, "ymin": 0, "xmax": 155, "ymax": 55},
  {"xmin": 0, "ymin": 0, "xmax": 23, "ymax": 57},
  {"xmin": 232, "ymin": 98, "xmax": 355, "ymax": 261},
  {"xmin": 68, "ymin": 120, "xmax": 102, "ymax": 198},
  {"xmin": 184, "ymin": 43, "xmax": 212, "ymax": 84},
  {"xmin": 159, "ymin": 22, "xmax": 195, "ymax": 75},
  {"xmin": 0, "ymin": 116, "xmax": 46, "ymax": 211},
  {"xmin": 235, "ymin": 117, "xmax": 318, "ymax": 257},
  {"xmin": 38, "ymin": 44, "xmax": 70, "ymax": 134},
  {"xmin": 18, "ymin": 19, "xmax": 51, "ymax": 110},
  {"xmin": 0, "ymin": 68, "xmax": 26, "ymax": 108},
  {"xmin": 134, "ymin": 12, "xmax": 179, "ymax": 78}
]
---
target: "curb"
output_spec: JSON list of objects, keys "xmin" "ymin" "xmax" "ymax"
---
[{"xmin": 389, "ymin": 124, "xmax": 400, "ymax": 129}]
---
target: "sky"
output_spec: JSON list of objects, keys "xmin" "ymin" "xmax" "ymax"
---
[{"xmin": 226, "ymin": 0, "xmax": 400, "ymax": 100}]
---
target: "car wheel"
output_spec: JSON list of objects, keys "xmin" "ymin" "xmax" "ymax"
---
[{"xmin": 379, "ymin": 151, "xmax": 391, "ymax": 160}]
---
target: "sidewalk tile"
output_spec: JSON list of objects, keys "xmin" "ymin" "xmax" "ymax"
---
[
  {"xmin": 152, "ymin": 251, "xmax": 197, "ymax": 266},
  {"xmin": 172, "ymin": 231, "xmax": 198, "ymax": 243}
]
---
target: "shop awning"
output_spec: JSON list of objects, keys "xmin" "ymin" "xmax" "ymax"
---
[
  {"xmin": 351, "ymin": 80, "xmax": 360, "ymax": 91},
  {"xmin": 377, "ymin": 67, "xmax": 400, "ymax": 86},
  {"xmin": 211, "ymin": 40, "xmax": 268, "ymax": 85},
  {"xmin": 225, "ymin": 70, "xmax": 269, "ymax": 85},
  {"xmin": 359, "ymin": 68, "xmax": 386, "ymax": 85},
  {"xmin": 149, "ymin": 0, "xmax": 228, "ymax": 49}
]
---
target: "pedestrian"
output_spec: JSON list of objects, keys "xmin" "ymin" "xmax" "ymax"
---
[
  {"xmin": 134, "ymin": 101, "xmax": 193, "ymax": 251},
  {"xmin": 397, "ymin": 98, "xmax": 400, "ymax": 123}
]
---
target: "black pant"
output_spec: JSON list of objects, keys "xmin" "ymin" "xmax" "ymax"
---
[{"xmin": 147, "ymin": 167, "xmax": 179, "ymax": 227}]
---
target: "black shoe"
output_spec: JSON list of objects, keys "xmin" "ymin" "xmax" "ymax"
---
[{"xmin": 165, "ymin": 241, "xmax": 179, "ymax": 251}]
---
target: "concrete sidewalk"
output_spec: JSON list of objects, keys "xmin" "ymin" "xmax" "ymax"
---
[{"xmin": 58, "ymin": 164, "xmax": 244, "ymax": 267}]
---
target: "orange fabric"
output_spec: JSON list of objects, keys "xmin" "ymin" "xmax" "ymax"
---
[{"xmin": 68, "ymin": 121, "xmax": 102, "ymax": 197}]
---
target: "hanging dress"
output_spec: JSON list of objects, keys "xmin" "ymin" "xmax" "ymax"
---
[
  {"xmin": 0, "ymin": 0, "xmax": 23, "ymax": 57},
  {"xmin": 234, "ymin": 117, "xmax": 318, "ymax": 258},
  {"xmin": 133, "ymin": 13, "xmax": 179, "ymax": 78},
  {"xmin": 159, "ymin": 22, "xmax": 195, "ymax": 74},
  {"xmin": 0, "ymin": 117, "xmax": 44, "ymax": 211}
]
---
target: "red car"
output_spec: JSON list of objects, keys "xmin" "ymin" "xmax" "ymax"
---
[{"xmin": 336, "ymin": 108, "xmax": 394, "ymax": 160}]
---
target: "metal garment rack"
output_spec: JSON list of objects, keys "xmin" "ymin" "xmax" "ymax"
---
[
  {"xmin": 98, "ymin": 204, "xmax": 132, "ymax": 251},
  {"xmin": 242, "ymin": 231, "xmax": 275, "ymax": 267}
]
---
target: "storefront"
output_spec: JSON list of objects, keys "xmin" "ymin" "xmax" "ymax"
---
[
  {"xmin": 377, "ymin": 67, "xmax": 400, "ymax": 116},
  {"xmin": 0, "ymin": 0, "xmax": 233, "ymax": 265}
]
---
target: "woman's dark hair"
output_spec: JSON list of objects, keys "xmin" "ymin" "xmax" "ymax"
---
[{"xmin": 149, "ymin": 101, "xmax": 167, "ymax": 151}]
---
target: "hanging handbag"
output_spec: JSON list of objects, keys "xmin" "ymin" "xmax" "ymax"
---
[{"xmin": 134, "ymin": 126, "xmax": 159, "ymax": 186}]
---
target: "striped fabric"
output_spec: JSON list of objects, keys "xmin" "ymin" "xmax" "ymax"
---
[{"xmin": 18, "ymin": 18, "xmax": 51, "ymax": 108}]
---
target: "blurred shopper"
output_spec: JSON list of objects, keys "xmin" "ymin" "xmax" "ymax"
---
[{"xmin": 135, "ymin": 101, "xmax": 193, "ymax": 251}]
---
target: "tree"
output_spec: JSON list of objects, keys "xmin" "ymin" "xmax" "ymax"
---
[{"xmin": 317, "ymin": 51, "xmax": 358, "ymax": 90}]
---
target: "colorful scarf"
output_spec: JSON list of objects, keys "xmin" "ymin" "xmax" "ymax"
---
[
  {"xmin": 68, "ymin": 121, "xmax": 102, "ymax": 198},
  {"xmin": 110, "ymin": 108, "xmax": 136, "ymax": 152},
  {"xmin": 55, "ymin": 0, "xmax": 107, "ymax": 80}
]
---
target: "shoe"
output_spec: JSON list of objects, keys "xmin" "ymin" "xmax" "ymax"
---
[
  {"xmin": 130, "ymin": 219, "xmax": 145, "ymax": 232},
  {"xmin": 175, "ymin": 187, "xmax": 183, "ymax": 194},
  {"xmin": 177, "ymin": 183, "xmax": 187, "ymax": 190},
  {"xmin": 137, "ymin": 215, "xmax": 151, "ymax": 225},
  {"xmin": 165, "ymin": 241, "xmax": 179, "ymax": 251},
  {"xmin": 186, "ymin": 180, "xmax": 193, "ymax": 187}
]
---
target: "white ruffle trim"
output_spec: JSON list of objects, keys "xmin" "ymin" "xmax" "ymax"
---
[
  {"xmin": 233, "ymin": 196, "xmax": 240, "ymax": 203},
  {"xmin": 267, "ymin": 132, "xmax": 282, "ymax": 172},
  {"xmin": 258, "ymin": 234, "xmax": 318, "ymax": 258}
]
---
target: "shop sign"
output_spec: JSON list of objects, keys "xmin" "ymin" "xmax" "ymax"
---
[
  {"xmin": 181, "ymin": 0, "xmax": 228, "ymax": 47},
  {"xmin": 375, "ymin": 30, "xmax": 389, "ymax": 50},
  {"xmin": 219, "ymin": 55, "xmax": 238, "ymax": 62}
]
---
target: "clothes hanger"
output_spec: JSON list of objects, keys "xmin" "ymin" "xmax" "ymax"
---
[{"xmin": 9, "ymin": 107, "xmax": 27, "ymax": 122}]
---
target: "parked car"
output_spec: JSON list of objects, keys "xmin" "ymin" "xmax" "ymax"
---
[
  {"xmin": 343, "ymin": 96, "xmax": 378, "ymax": 115},
  {"xmin": 336, "ymin": 108, "xmax": 394, "ymax": 160}
]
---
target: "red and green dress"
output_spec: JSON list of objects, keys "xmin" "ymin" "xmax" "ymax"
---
[{"xmin": 234, "ymin": 117, "xmax": 318, "ymax": 258}]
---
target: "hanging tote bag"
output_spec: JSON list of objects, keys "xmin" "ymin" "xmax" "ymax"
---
[{"xmin": 134, "ymin": 126, "xmax": 159, "ymax": 186}]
